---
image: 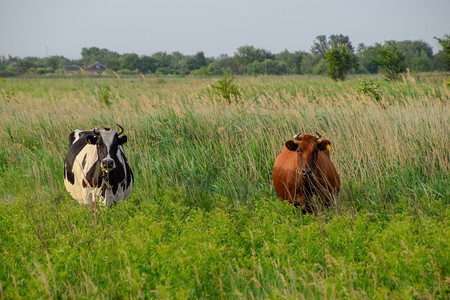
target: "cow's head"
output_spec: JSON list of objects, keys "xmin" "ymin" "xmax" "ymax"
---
[
  {"xmin": 285, "ymin": 132, "xmax": 331, "ymax": 177},
  {"xmin": 85, "ymin": 124, "xmax": 128, "ymax": 172}
]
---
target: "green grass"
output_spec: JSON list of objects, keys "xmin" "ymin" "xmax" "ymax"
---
[{"xmin": 0, "ymin": 74, "xmax": 448, "ymax": 298}]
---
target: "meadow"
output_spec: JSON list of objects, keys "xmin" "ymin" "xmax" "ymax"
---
[{"xmin": 0, "ymin": 73, "xmax": 448, "ymax": 299}]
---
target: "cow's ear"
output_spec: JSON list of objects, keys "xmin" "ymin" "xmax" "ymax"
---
[
  {"xmin": 285, "ymin": 140, "xmax": 298, "ymax": 151},
  {"xmin": 86, "ymin": 135, "xmax": 98, "ymax": 145},
  {"xmin": 118, "ymin": 135, "xmax": 128, "ymax": 145},
  {"xmin": 318, "ymin": 140, "xmax": 331, "ymax": 151}
]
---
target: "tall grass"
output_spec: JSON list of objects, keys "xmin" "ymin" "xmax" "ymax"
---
[{"xmin": 0, "ymin": 74, "xmax": 448, "ymax": 298}]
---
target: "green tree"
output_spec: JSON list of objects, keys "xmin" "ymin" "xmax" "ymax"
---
[
  {"xmin": 324, "ymin": 44, "xmax": 356, "ymax": 80},
  {"xmin": 246, "ymin": 60, "xmax": 264, "ymax": 75},
  {"xmin": 311, "ymin": 35, "xmax": 329, "ymax": 57},
  {"xmin": 120, "ymin": 53, "xmax": 140, "ymax": 72},
  {"xmin": 329, "ymin": 34, "xmax": 354, "ymax": 52},
  {"xmin": 410, "ymin": 51, "xmax": 434, "ymax": 72},
  {"xmin": 16, "ymin": 57, "xmax": 39, "ymax": 74},
  {"xmin": 206, "ymin": 62, "xmax": 224, "ymax": 76},
  {"xmin": 311, "ymin": 34, "xmax": 354, "ymax": 58},
  {"xmin": 373, "ymin": 42, "xmax": 408, "ymax": 81},
  {"xmin": 234, "ymin": 45, "xmax": 274, "ymax": 74},
  {"xmin": 139, "ymin": 56, "xmax": 158, "ymax": 74},
  {"xmin": 185, "ymin": 51, "xmax": 208, "ymax": 71},
  {"xmin": 312, "ymin": 58, "xmax": 327, "ymax": 75},
  {"xmin": 275, "ymin": 50, "xmax": 305, "ymax": 74},
  {"xmin": 299, "ymin": 53, "xmax": 318, "ymax": 74},
  {"xmin": 44, "ymin": 56, "xmax": 70, "ymax": 71},
  {"xmin": 356, "ymin": 44, "xmax": 378, "ymax": 74},
  {"xmin": 81, "ymin": 47, "xmax": 120, "ymax": 69},
  {"xmin": 434, "ymin": 35, "xmax": 450, "ymax": 70}
]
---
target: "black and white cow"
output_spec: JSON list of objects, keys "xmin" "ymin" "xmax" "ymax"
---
[{"xmin": 64, "ymin": 125, "xmax": 134, "ymax": 207}]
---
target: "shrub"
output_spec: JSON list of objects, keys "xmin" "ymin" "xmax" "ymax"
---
[
  {"xmin": 358, "ymin": 79, "xmax": 382, "ymax": 102},
  {"xmin": 210, "ymin": 72, "xmax": 240, "ymax": 101}
]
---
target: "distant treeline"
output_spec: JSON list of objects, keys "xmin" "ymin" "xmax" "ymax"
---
[{"xmin": 1, "ymin": 34, "xmax": 448, "ymax": 77}]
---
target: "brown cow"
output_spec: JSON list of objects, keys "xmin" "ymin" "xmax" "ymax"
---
[{"xmin": 272, "ymin": 132, "xmax": 340, "ymax": 212}]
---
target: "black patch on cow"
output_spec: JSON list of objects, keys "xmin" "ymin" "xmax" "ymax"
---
[
  {"xmin": 119, "ymin": 148, "xmax": 134, "ymax": 189},
  {"xmin": 82, "ymin": 154, "xmax": 87, "ymax": 169},
  {"xmin": 64, "ymin": 163, "xmax": 75, "ymax": 185},
  {"xmin": 85, "ymin": 160, "xmax": 102, "ymax": 188}
]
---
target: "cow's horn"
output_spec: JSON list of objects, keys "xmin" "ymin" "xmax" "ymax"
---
[
  {"xmin": 117, "ymin": 124, "xmax": 124, "ymax": 136},
  {"xmin": 316, "ymin": 131, "xmax": 322, "ymax": 139},
  {"xmin": 293, "ymin": 132, "xmax": 302, "ymax": 140}
]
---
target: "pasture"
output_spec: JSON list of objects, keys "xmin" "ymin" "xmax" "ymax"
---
[{"xmin": 0, "ymin": 74, "xmax": 448, "ymax": 298}]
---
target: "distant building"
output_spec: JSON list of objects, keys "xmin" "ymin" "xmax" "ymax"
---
[{"xmin": 86, "ymin": 62, "xmax": 107, "ymax": 72}]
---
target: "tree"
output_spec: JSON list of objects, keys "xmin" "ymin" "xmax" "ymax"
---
[
  {"xmin": 324, "ymin": 44, "xmax": 356, "ymax": 80},
  {"xmin": 373, "ymin": 42, "xmax": 408, "ymax": 81},
  {"xmin": 234, "ymin": 45, "xmax": 274, "ymax": 74},
  {"xmin": 311, "ymin": 35, "xmax": 329, "ymax": 57},
  {"xmin": 246, "ymin": 60, "xmax": 264, "ymax": 75},
  {"xmin": 357, "ymin": 44, "xmax": 378, "ymax": 74},
  {"xmin": 16, "ymin": 57, "xmax": 39, "ymax": 74},
  {"xmin": 206, "ymin": 62, "xmax": 223, "ymax": 76},
  {"xmin": 410, "ymin": 51, "xmax": 434, "ymax": 72},
  {"xmin": 329, "ymin": 34, "xmax": 354, "ymax": 53},
  {"xmin": 139, "ymin": 56, "xmax": 158, "ymax": 74},
  {"xmin": 120, "ymin": 53, "xmax": 140, "ymax": 71},
  {"xmin": 311, "ymin": 34, "xmax": 354, "ymax": 58},
  {"xmin": 81, "ymin": 47, "xmax": 120, "ymax": 69},
  {"xmin": 44, "ymin": 56, "xmax": 70, "ymax": 71},
  {"xmin": 299, "ymin": 53, "xmax": 319, "ymax": 74},
  {"xmin": 185, "ymin": 51, "xmax": 208, "ymax": 71},
  {"xmin": 434, "ymin": 35, "xmax": 450, "ymax": 70},
  {"xmin": 275, "ymin": 50, "xmax": 306, "ymax": 74}
]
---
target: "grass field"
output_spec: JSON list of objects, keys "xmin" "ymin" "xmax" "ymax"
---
[{"xmin": 0, "ymin": 74, "xmax": 449, "ymax": 298}]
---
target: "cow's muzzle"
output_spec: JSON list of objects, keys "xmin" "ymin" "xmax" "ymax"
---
[{"xmin": 101, "ymin": 158, "xmax": 115, "ymax": 172}]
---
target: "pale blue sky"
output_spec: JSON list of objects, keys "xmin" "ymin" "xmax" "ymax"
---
[{"xmin": 1, "ymin": 0, "xmax": 449, "ymax": 59}]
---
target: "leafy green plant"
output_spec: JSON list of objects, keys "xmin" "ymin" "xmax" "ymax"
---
[
  {"xmin": 210, "ymin": 72, "xmax": 240, "ymax": 101},
  {"xmin": 358, "ymin": 79, "xmax": 382, "ymax": 101},
  {"xmin": 96, "ymin": 85, "xmax": 113, "ymax": 106}
]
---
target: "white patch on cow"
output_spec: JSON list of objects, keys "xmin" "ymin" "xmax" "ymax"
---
[
  {"xmin": 72, "ymin": 130, "xmax": 83, "ymax": 142},
  {"xmin": 97, "ymin": 128, "xmax": 115, "ymax": 163},
  {"xmin": 64, "ymin": 144, "xmax": 99, "ymax": 205}
]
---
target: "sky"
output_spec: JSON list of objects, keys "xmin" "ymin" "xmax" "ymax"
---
[{"xmin": 1, "ymin": 0, "xmax": 449, "ymax": 59}]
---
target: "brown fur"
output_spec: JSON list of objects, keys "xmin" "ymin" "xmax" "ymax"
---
[{"xmin": 272, "ymin": 134, "xmax": 340, "ymax": 212}]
